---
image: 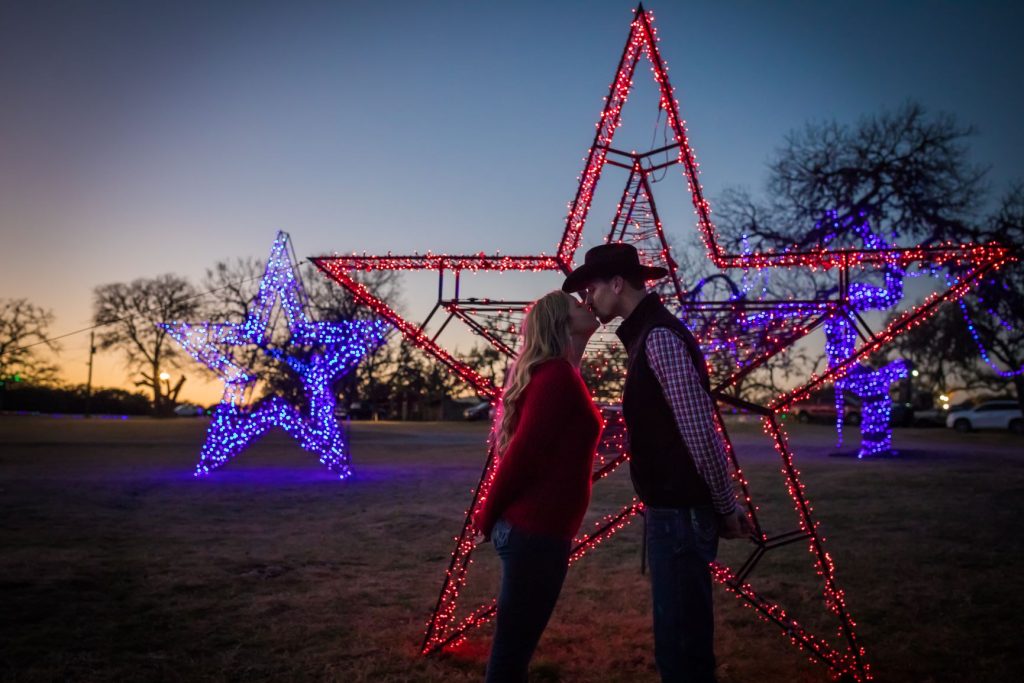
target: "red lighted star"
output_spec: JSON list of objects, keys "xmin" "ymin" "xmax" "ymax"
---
[{"xmin": 311, "ymin": 5, "xmax": 1012, "ymax": 680}]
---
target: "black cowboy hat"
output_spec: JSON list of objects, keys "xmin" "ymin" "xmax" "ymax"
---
[{"xmin": 562, "ymin": 242, "xmax": 668, "ymax": 293}]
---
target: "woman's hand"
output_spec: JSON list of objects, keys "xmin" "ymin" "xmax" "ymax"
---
[{"xmin": 470, "ymin": 510, "xmax": 491, "ymax": 544}]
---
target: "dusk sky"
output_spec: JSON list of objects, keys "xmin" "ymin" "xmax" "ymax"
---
[{"xmin": 2, "ymin": 0, "xmax": 1022, "ymax": 404}]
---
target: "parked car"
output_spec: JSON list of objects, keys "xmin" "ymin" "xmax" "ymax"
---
[
  {"xmin": 945, "ymin": 400, "xmax": 1023, "ymax": 433},
  {"xmin": 336, "ymin": 401, "xmax": 374, "ymax": 420},
  {"xmin": 912, "ymin": 407, "xmax": 948, "ymax": 427},
  {"xmin": 173, "ymin": 403, "xmax": 205, "ymax": 417},
  {"xmin": 787, "ymin": 392, "xmax": 862, "ymax": 426},
  {"xmin": 463, "ymin": 401, "xmax": 494, "ymax": 421}
]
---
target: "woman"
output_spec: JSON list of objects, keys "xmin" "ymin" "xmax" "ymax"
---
[{"xmin": 473, "ymin": 290, "xmax": 602, "ymax": 682}]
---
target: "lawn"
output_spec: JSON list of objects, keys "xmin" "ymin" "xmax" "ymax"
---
[{"xmin": 1, "ymin": 415, "xmax": 1022, "ymax": 682}]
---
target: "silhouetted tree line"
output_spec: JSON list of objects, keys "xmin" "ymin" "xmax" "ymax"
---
[
  {"xmin": 86, "ymin": 258, "xmax": 504, "ymax": 420},
  {"xmin": 2, "ymin": 384, "xmax": 151, "ymax": 415}
]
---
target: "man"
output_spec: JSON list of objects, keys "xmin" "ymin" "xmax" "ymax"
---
[{"xmin": 563, "ymin": 243, "xmax": 750, "ymax": 683}]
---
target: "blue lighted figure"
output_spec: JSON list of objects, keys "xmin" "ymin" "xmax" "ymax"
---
[
  {"xmin": 728, "ymin": 211, "xmax": 912, "ymax": 457},
  {"xmin": 160, "ymin": 231, "xmax": 390, "ymax": 478},
  {"xmin": 822, "ymin": 215, "xmax": 908, "ymax": 457}
]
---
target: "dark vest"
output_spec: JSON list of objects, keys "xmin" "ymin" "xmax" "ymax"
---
[{"xmin": 616, "ymin": 293, "xmax": 713, "ymax": 508}]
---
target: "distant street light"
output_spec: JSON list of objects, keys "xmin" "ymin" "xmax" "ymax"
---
[{"xmin": 158, "ymin": 372, "xmax": 172, "ymax": 410}]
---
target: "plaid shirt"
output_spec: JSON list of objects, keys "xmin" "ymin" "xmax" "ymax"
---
[{"xmin": 645, "ymin": 328, "xmax": 736, "ymax": 515}]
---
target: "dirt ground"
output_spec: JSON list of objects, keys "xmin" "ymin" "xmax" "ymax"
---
[{"xmin": 1, "ymin": 415, "xmax": 1022, "ymax": 682}]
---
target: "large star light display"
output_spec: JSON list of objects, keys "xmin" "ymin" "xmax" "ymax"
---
[
  {"xmin": 311, "ymin": 5, "xmax": 1013, "ymax": 680},
  {"xmin": 162, "ymin": 231, "xmax": 389, "ymax": 479}
]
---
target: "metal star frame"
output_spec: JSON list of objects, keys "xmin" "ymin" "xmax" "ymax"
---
[
  {"xmin": 162, "ymin": 231, "xmax": 390, "ymax": 479},
  {"xmin": 310, "ymin": 5, "xmax": 1013, "ymax": 680}
]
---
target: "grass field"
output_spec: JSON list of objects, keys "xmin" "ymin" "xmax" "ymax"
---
[{"xmin": 1, "ymin": 415, "xmax": 1022, "ymax": 682}]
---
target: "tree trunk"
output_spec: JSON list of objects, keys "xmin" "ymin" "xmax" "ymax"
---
[
  {"xmin": 169, "ymin": 376, "xmax": 186, "ymax": 404},
  {"xmin": 151, "ymin": 362, "xmax": 162, "ymax": 415},
  {"xmin": 1014, "ymin": 375, "xmax": 1024, "ymax": 414}
]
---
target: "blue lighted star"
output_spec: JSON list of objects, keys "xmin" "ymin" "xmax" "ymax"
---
[{"xmin": 161, "ymin": 231, "xmax": 390, "ymax": 478}]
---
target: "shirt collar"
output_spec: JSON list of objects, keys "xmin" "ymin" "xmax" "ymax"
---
[{"xmin": 615, "ymin": 292, "xmax": 662, "ymax": 350}]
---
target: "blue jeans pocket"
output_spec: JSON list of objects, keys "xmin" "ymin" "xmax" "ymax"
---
[
  {"xmin": 492, "ymin": 518, "xmax": 512, "ymax": 550},
  {"xmin": 690, "ymin": 507, "xmax": 720, "ymax": 563}
]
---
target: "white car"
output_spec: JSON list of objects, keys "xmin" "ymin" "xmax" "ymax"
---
[
  {"xmin": 173, "ymin": 403, "xmax": 205, "ymax": 417},
  {"xmin": 945, "ymin": 400, "xmax": 1022, "ymax": 433}
]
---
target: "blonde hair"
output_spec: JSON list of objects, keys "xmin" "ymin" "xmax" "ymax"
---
[{"xmin": 496, "ymin": 291, "xmax": 574, "ymax": 455}]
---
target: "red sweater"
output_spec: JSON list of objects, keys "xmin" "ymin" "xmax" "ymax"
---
[{"xmin": 475, "ymin": 358, "xmax": 602, "ymax": 540}]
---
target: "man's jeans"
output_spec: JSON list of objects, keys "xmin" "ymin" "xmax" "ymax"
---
[
  {"xmin": 485, "ymin": 518, "xmax": 571, "ymax": 683},
  {"xmin": 645, "ymin": 505, "xmax": 720, "ymax": 683}
]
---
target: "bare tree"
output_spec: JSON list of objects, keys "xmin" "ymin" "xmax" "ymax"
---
[
  {"xmin": 274, "ymin": 265, "xmax": 401, "ymax": 411},
  {"xmin": 195, "ymin": 256, "xmax": 268, "ymax": 388},
  {"xmin": 201, "ymin": 256, "xmax": 266, "ymax": 324},
  {"xmin": 302, "ymin": 263, "xmax": 402, "ymax": 323},
  {"xmin": 717, "ymin": 102, "xmax": 986, "ymax": 252},
  {"xmin": 941, "ymin": 186, "xmax": 1024, "ymax": 408},
  {"xmin": 890, "ymin": 303, "xmax": 981, "ymax": 399},
  {"xmin": 0, "ymin": 298, "xmax": 60, "ymax": 400},
  {"xmin": 710, "ymin": 102, "xmax": 1024, "ymax": 402},
  {"xmin": 93, "ymin": 274, "xmax": 200, "ymax": 414},
  {"xmin": 201, "ymin": 256, "xmax": 403, "ymax": 325},
  {"xmin": 199, "ymin": 255, "xmax": 403, "ymax": 413}
]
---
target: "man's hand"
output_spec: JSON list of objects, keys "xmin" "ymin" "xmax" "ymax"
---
[{"xmin": 718, "ymin": 508, "xmax": 754, "ymax": 540}]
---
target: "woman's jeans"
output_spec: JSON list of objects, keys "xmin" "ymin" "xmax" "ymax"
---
[
  {"xmin": 645, "ymin": 505, "xmax": 720, "ymax": 683},
  {"xmin": 485, "ymin": 518, "xmax": 571, "ymax": 683}
]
